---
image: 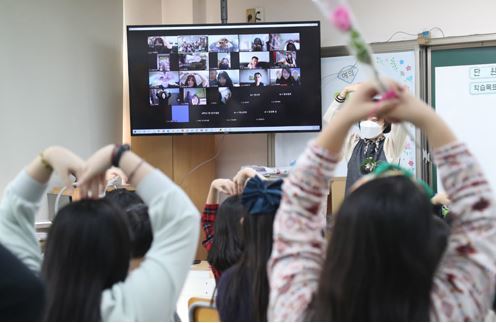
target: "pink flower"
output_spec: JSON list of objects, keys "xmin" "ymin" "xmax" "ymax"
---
[
  {"xmin": 331, "ymin": 5, "xmax": 352, "ymax": 32},
  {"xmin": 382, "ymin": 89, "xmax": 398, "ymax": 100}
]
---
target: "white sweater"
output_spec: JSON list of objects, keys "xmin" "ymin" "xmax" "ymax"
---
[{"xmin": 0, "ymin": 169, "xmax": 200, "ymax": 321}]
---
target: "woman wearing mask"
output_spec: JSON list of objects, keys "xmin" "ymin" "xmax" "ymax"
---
[{"xmin": 323, "ymin": 83, "xmax": 407, "ymax": 193}]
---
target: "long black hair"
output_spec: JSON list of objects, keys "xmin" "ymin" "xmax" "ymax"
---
[
  {"xmin": 125, "ymin": 204, "xmax": 153, "ymax": 258},
  {"xmin": 220, "ymin": 210, "xmax": 275, "ymax": 321},
  {"xmin": 309, "ymin": 176, "xmax": 447, "ymax": 321},
  {"xmin": 105, "ymin": 189, "xmax": 152, "ymax": 259},
  {"xmin": 183, "ymin": 74, "xmax": 198, "ymax": 87},
  {"xmin": 207, "ymin": 195, "xmax": 244, "ymax": 273},
  {"xmin": 217, "ymin": 71, "xmax": 233, "ymax": 87},
  {"xmin": 104, "ymin": 188, "xmax": 143, "ymax": 210},
  {"xmin": 42, "ymin": 199, "xmax": 131, "ymax": 321}
]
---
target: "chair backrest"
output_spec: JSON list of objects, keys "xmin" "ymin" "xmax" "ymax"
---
[{"xmin": 188, "ymin": 297, "xmax": 219, "ymax": 322}]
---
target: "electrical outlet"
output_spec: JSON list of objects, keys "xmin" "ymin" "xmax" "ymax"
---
[
  {"xmin": 417, "ymin": 30, "xmax": 431, "ymax": 45},
  {"xmin": 247, "ymin": 7, "xmax": 264, "ymax": 23},
  {"xmin": 255, "ymin": 7, "xmax": 264, "ymax": 22},
  {"xmin": 246, "ymin": 8, "xmax": 256, "ymax": 23}
]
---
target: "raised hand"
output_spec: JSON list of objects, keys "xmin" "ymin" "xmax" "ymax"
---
[
  {"xmin": 380, "ymin": 85, "xmax": 432, "ymax": 125},
  {"xmin": 206, "ymin": 178, "xmax": 236, "ymax": 204},
  {"xmin": 106, "ymin": 167, "xmax": 128, "ymax": 185},
  {"xmin": 340, "ymin": 81, "xmax": 400, "ymax": 124},
  {"xmin": 339, "ymin": 82, "xmax": 362, "ymax": 98},
  {"xmin": 42, "ymin": 146, "xmax": 85, "ymax": 189},
  {"xmin": 78, "ymin": 145, "xmax": 114, "ymax": 199},
  {"xmin": 211, "ymin": 178, "xmax": 236, "ymax": 196},
  {"xmin": 316, "ymin": 80, "xmax": 400, "ymax": 155},
  {"xmin": 233, "ymin": 167, "xmax": 260, "ymax": 195}
]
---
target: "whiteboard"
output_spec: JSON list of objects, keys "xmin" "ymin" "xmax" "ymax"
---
[
  {"xmin": 275, "ymin": 50, "xmax": 417, "ymax": 176},
  {"xmin": 435, "ymin": 63, "xmax": 496, "ymax": 190}
]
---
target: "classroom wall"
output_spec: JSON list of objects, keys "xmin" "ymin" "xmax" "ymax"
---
[
  {"xmin": 123, "ymin": 0, "xmax": 163, "ymax": 143},
  {"xmin": 204, "ymin": 0, "xmax": 496, "ymax": 178},
  {"xmin": 205, "ymin": 0, "xmax": 496, "ymax": 45},
  {"xmin": 0, "ymin": 0, "xmax": 123, "ymax": 220}
]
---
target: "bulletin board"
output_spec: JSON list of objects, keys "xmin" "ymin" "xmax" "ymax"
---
[
  {"xmin": 429, "ymin": 37, "xmax": 496, "ymax": 191},
  {"xmin": 275, "ymin": 41, "xmax": 423, "ymax": 177}
]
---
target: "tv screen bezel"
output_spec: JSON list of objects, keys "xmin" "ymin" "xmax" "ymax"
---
[{"xmin": 127, "ymin": 21, "xmax": 322, "ymax": 136}]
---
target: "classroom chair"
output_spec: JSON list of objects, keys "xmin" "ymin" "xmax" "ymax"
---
[{"xmin": 188, "ymin": 297, "xmax": 219, "ymax": 322}]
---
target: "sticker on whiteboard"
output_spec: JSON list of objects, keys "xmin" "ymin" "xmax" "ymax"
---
[
  {"xmin": 470, "ymin": 82, "xmax": 496, "ymax": 95},
  {"xmin": 337, "ymin": 65, "xmax": 358, "ymax": 83},
  {"xmin": 470, "ymin": 65, "xmax": 496, "ymax": 79}
]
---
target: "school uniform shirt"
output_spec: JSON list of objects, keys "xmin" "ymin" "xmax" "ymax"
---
[
  {"xmin": 267, "ymin": 141, "xmax": 496, "ymax": 321},
  {"xmin": 0, "ymin": 169, "xmax": 200, "ymax": 321},
  {"xmin": 201, "ymin": 203, "xmax": 222, "ymax": 281}
]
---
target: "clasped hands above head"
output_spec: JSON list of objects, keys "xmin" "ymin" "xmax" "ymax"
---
[{"xmin": 40, "ymin": 144, "xmax": 132, "ymax": 200}]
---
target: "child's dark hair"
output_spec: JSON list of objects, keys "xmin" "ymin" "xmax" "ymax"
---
[
  {"xmin": 105, "ymin": 189, "xmax": 152, "ymax": 259},
  {"xmin": 218, "ymin": 178, "xmax": 282, "ymax": 321},
  {"xmin": 42, "ymin": 200, "xmax": 130, "ymax": 321},
  {"xmin": 309, "ymin": 176, "xmax": 447, "ymax": 321},
  {"xmin": 207, "ymin": 195, "xmax": 244, "ymax": 272},
  {"xmin": 125, "ymin": 204, "xmax": 153, "ymax": 258},
  {"xmin": 105, "ymin": 188, "xmax": 143, "ymax": 210},
  {"xmin": 219, "ymin": 211, "xmax": 275, "ymax": 321},
  {"xmin": 383, "ymin": 122, "xmax": 392, "ymax": 133}
]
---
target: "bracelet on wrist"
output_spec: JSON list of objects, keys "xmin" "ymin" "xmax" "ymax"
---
[
  {"xmin": 111, "ymin": 144, "xmax": 131, "ymax": 168},
  {"xmin": 335, "ymin": 93, "xmax": 346, "ymax": 103},
  {"xmin": 127, "ymin": 160, "xmax": 144, "ymax": 183}
]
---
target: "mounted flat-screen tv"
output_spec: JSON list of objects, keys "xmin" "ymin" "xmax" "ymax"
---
[{"xmin": 127, "ymin": 21, "xmax": 321, "ymax": 135}]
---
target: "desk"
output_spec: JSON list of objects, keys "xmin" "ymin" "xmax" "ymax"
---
[{"xmin": 176, "ymin": 261, "xmax": 216, "ymax": 322}]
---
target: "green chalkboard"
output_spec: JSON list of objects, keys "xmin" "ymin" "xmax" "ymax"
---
[{"xmin": 430, "ymin": 45, "xmax": 496, "ymax": 191}]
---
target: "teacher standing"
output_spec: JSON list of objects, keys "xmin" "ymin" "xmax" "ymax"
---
[{"xmin": 324, "ymin": 83, "xmax": 408, "ymax": 193}]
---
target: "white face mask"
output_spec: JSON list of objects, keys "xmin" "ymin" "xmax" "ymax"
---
[{"xmin": 359, "ymin": 120, "xmax": 383, "ymax": 139}]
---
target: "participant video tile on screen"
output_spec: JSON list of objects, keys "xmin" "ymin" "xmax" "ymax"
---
[
  {"xmin": 218, "ymin": 87, "xmax": 232, "ymax": 104},
  {"xmin": 208, "ymin": 35, "xmax": 239, "ymax": 52},
  {"xmin": 239, "ymin": 52, "xmax": 271, "ymax": 69},
  {"xmin": 182, "ymin": 88, "xmax": 207, "ymax": 105},
  {"xmin": 239, "ymin": 69, "xmax": 268, "ymax": 87},
  {"xmin": 150, "ymin": 88, "xmax": 180, "ymax": 106},
  {"xmin": 157, "ymin": 54, "xmax": 171, "ymax": 71},
  {"xmin": 272, "ymin": 51, "xmax": 297, "ymax": 68},
  {"xmin": 217, "ymin": 53, "xmax": 232, "ymax": 69},
  {"xmin": 149, "ymin": 71, "xmax": 180, "ymax": 88},
  {"xmin": 171, "ymin": 104, "xmax": 190, "ymax": 122},
  {"xmin": 270, "ymin": 67, "xmax": 301, "ymax": 86},
  {"xmin": 179, "ymin": 71, "xmax": 210, "ymax": 88},
  {"xmin": 239, "ymin": 34, "xmax": 270, "ymax": 52},
  {"xmin": 267, "ymin": 33, "xmax": 300, "ymax": 51},
  {"xmin": 148, "ymin": 36, "xmax": 178, "ymax": 53},
  {"xmin": 179, "ymin": 52, "xmax": 209, "ymax": 71},
  {"xmin": 214, "ymin": 70, "xmax": 239, "ymax": 87},
  {"xmin": 178, "ymin": 35, "xmax": 208, "ymax": 53}
]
